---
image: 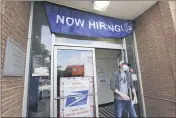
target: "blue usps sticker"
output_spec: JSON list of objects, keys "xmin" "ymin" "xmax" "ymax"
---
[{"xmin": 65, "ymin": 90, "xmax": 88, "ymax": 107}]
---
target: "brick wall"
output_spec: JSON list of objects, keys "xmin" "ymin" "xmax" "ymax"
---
[
  {"xmin": 135, "ymin": 1, "xmax": 176, "ymax": 117},
  {"xmin": 1, "ymin": 1, "xmax": 30, "ymax": 117}
]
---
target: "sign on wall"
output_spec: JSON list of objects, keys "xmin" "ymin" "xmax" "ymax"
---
[
  {"xmin": 45, "ymin": 3, "xmax": 134, "ymax": 38},
  {"xmin": 60, "ymin": 77, "xmax": 94, "ymax": 117},
  {"xmin": 3, "ymin": 39, "xmax": 25, "ymax": 76}
]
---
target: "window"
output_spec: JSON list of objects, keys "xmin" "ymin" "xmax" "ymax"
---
[{"xmin": 28, "ymin": 2, "xmax": 51, "ymax": 117}]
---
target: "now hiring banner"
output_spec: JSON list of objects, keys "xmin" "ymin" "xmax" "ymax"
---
[{"xmin": 45, "ymin": 3, "xmax": 134, "ymax": 38}]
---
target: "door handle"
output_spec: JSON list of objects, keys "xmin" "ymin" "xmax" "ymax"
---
[{"xmin": 55, "ymin": 93, "xmax": 97, "ymax": 100}]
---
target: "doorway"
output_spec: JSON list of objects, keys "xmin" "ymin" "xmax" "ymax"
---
[
  {"xmin": 52, "ymin": 45, "xmax": 124, "ymax": 117},
  {"xmin": 96, "ymin": 49, "xmax": 121, "ymax": 117}
]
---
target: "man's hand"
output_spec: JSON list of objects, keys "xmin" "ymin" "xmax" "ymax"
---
[
  {"xmin": 120, "ymin": 93, "xmax": 130, "ymax": 100},
  {"xmin": 133, "ymin": 95, "xmax": 138, "ymax": 104},
  {"xmin": 114, "ymin": 89, "xmax": 130, "ymax": 100}
]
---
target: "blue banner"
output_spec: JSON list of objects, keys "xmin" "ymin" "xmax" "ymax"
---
[{"xmin": 45, "ymin": 3, "xmax": 134, "ymax": 38}]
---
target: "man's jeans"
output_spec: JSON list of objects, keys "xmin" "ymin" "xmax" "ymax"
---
[{"xmin": 115, "ymin": 100, "xmax": 137, "ymax": 117}]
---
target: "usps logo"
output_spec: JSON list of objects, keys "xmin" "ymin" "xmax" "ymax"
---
[
  {"xmin": 65, "ymin": 90, "xmax": 88, "ymax": 107},
  {"xmin": 124, "ymin": 21, "xmax": 133, "ymax": 33}
]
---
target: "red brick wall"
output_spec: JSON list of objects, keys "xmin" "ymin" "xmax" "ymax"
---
[
  {"xmin": 1, "ymin": 1, "xmax": 30, "ymax": 117},
  {"xmin": 135, "ymin": 1, "xmax": 176, "ymax": 117}
]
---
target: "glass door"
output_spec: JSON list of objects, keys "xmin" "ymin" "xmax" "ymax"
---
[{"xmin": 53, "ymin": 46, "xmax": 99, "ymax": 117}]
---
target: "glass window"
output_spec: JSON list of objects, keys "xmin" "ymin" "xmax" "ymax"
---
[
  {"xmin": 55, "ymin": 33, "xmax": 122, "ymax": 45},
  {"xmin": 56, "ymin": 49, "xmax": 97, "ymax": 117},
  {"xmin": 125, "ymin": 35, "xmax": 142, "ymax": 116},
  {"xmin": 28, "ymin": 2, "xmax": 51, "ymax": 117},
  {"xmin": 126, "ymin": 35, "xmax": 135, "ymax": 70}
]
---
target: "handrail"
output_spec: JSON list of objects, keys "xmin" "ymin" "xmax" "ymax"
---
[{"xmin": 55, "ymin": 93, "xmax": 97, "ymax": 100}]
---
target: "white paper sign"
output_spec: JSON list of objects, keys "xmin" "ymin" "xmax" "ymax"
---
[
  {"xmin": 81, "ymin": 52, "xmax": 93, "ymax": 76},
  {"xmin": 97, "ymin": 68, "xmax": 107, "ymax": 82},
  {"xmin": 60, "ymin": 77, "xmax": 94, "ymax": 117}
]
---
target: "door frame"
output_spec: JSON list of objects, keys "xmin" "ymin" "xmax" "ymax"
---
[
  {"xmin": 50, "ymin": 34, "xmax": 129, "ymax": 117},
  {"xmin": 53, "ymin": 46, "xmax": 99, "ymax": 117}
]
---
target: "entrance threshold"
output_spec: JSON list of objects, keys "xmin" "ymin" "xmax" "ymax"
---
[
  {"xmin": 99, "ymin": 102, "xmax": 140, "ymax": 117},
  {"xmin": 99, "ymin": 102, "xmax": 115, "ymax": 117}
]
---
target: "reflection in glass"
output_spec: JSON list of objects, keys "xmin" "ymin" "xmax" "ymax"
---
[
  {"xmin": 126, "ymin": 35, "xmax": 141, "ymax": 116},
  {"xmin": 55, "ymin": 33, "xmax": 122, "ymax": 46},
  {"xmin": 28, "ymin": 2, "xmax": 51, "ymax": 117},
  {"xmin": 57, "ymin": 50, "xmax": 93, "ymax": 77},
  {"xmin": 55, "ymin": 37, "xmax": 122, "ymax": 48}
]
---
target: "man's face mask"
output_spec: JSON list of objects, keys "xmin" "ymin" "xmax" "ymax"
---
[{"xmin": 122, "ymin": 64, "xmax": 129, "ymax": 71}]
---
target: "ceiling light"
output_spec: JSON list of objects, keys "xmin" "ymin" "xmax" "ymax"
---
[{"xmin": 93, "ymin": 1, "xmax": 110, "ymax": 11}]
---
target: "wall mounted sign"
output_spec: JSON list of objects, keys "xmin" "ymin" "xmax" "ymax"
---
[
  {"xmin": 45, "ymin": 3, "xmax": 134, "ymax": 38},
  {"xmin": 3, "ymin": 39, "xmax": 25, "ymax": 76}
]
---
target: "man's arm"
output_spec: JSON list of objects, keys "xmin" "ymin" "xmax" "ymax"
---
[
  {"xmin": 132, "ymin": 88, "xmax": 138, "ymax": 104},
  {"xmin": 115, "ymin": 89, "xmax": 130, "ymax": 100},
  {"xmin": 110, "ymin": 72, "xmax": 117, "ymax": 92},
  {"xmin": 132, "ymin": 88, "xmax": 137, "ymax": 98},
  {"xmin": 130, "ymin": 73, "xmax": 138, "ymax": 103}
]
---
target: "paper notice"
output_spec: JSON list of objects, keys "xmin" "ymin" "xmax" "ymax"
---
[{"xmin": 97, "ymin": 68, "xmax": 107, "ymax": 83}]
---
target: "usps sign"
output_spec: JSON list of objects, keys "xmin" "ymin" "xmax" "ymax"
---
[{"xmin": 60, "ymin": 77, "xmax": 94, "ymax": 117}]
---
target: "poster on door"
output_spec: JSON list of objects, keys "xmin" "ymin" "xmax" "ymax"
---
[
  {"xmin": 81, "ymin": 52, "xmax": 93, "ymax": 76},
  {"xmin": 60, "ymin": 77, "xmax": 94, "ymax": 117}
]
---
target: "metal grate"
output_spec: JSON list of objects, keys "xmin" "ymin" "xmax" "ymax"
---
[{"xmin": 99, "ymin": 104, "xmax": 115, "ymax": 117}]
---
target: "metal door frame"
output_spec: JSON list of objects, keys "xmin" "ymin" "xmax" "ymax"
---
[
  {"xmin": 52, "ymin": 46, "xmax": 99, "ymax": 117},
  {"xmin": 50, "ymin": 34, "xmax": 128, "ymax": 117}
]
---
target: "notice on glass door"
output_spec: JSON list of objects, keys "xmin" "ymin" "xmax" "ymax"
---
[
  {"xmin": 81, "ymin": 52, "xmax": 93, "ymax": 76},
  {"xmin": 97, "ymin": 67, "xmax": 107, "ymax": 83},
  {"xmin": 60, "ymin": 77, "xmax": 94, "ymax": 117}
]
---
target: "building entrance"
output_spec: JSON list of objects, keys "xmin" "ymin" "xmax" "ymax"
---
[{"xmin": 52, "ymin": 44, "xmax": 126, "ymax": 117}]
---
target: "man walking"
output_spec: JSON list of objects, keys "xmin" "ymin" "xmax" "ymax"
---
[{"xmin": 110, "ymin": 61, "xmax": 138, "ymax": 117}]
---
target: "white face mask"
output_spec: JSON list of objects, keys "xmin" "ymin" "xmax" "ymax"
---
[{"xmin": 122, "ymin": 65, "xmax": 129, "ymax": 71}]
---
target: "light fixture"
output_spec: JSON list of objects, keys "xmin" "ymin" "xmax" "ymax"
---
[{"xmin": 93, "ymin": 1, "xmax": 110, "ymax": 11}]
